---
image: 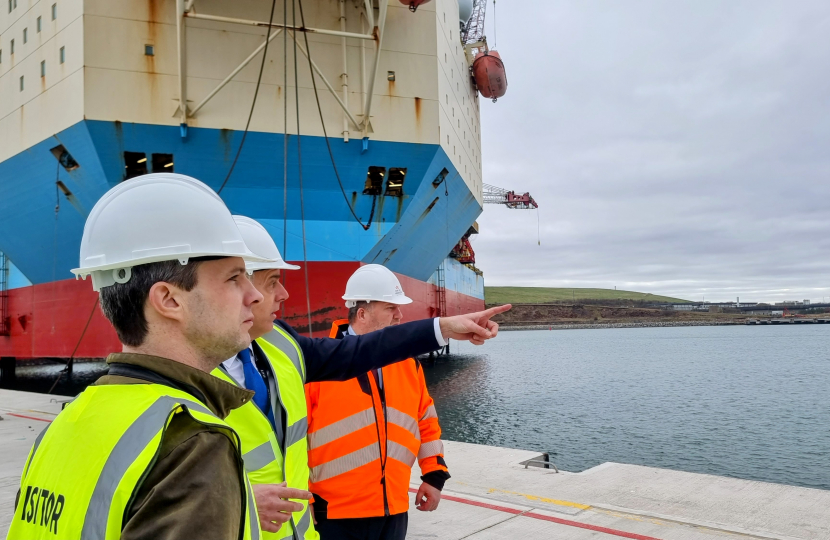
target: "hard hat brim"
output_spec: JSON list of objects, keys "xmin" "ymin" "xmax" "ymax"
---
[
  {"xmin": 71, "ymin": 249, "xmax": 278, "ymax": 278},
  {"xmin": 342, "ymin": 295, "xmax": 413, "ymax": 305},
  {"xmin": 246, "ymin": 261, "xmax": 301, "ymax": 272}
]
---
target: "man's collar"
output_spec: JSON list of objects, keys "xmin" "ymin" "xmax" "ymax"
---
[
  {"xmin": 223, "ymin": 345, "xmax": 254, "ymax": 366},
  {"xmin": 100, "ymin": 352, "xmax": 254, "ymax": 419}
]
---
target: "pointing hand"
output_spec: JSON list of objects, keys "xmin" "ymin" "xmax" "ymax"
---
[{"xmin": 438, "ymin": 304, "xmax": 512, "ymax": 345}]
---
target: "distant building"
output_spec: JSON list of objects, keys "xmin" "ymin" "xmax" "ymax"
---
[{"xmin": 669, "ymin": 304, "xmax": 710, "ymax": 311}]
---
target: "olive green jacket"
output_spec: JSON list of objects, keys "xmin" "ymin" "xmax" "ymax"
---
[{"xmin": 95, "ymin": 353, "xmax": 255, "ymax": 540}]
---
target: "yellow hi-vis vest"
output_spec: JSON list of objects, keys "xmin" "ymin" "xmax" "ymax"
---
[
  {"xmin": 213, "ymin": 325, "xmax": 317, "ymax": 540},
  {"xmin": 7, "ymin": 383, "xmax": 260, "ymax": 540}
]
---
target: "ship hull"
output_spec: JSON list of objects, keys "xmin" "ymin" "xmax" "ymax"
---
[
  {"xmin": 0, "ymin": 260, "xmax": 483, "ymax": 359},
  {"xmin": 0, "ymin": 120, "xmax": 484, "ymax": 359}
]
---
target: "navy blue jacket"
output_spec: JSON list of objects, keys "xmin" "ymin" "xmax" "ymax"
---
[{"xmin": 274, "ymin": 318, "xmax": 440, "ymax": 383}]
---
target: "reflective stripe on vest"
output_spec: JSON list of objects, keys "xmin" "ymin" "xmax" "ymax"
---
[
  {"xmin": 310, "ymin": 443, "xmax": 382, "ymax": 483},
  {"xmin": 420, "ymin": 404, "xmax": 438, "ymax": 421},
  {"xmin": 307, "ymin": 405, "xmax": 421, "ymax": 480},
  {"xmin": 307, "ymin": 408, "xmax": 375, "ymax": 449},
  {"xmin": 214, "ymin": 324, "xmax": 317, "ymax": 540},
  {"xmin": 418, "ymin": 439, "xmax": 445, "ymax": 460},
  {"xmin": 8, "ymin": 384, "xmax": 259, "ymax": 540},
  {"xmin": 387, "ymin": 407, "xmax": 420, "ymax": 442}
]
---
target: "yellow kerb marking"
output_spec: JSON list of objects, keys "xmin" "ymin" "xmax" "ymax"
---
[{"xmin": 486, "ymin": 487, "xmax": 591, "ymax": 510}]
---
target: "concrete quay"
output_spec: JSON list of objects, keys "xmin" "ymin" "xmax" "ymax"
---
[
  {"xmin": 746, "ymin": 319, "xmax": 830, "ymax": 325},
  {"xmin": 2, "ymin": 389, "xmax": 829, "ymax": 539},
  {"xmin": 0, "ymin": 389, "xmax": 67, "ymax": 537},
  {"xmin": 408, "ymin": 442, "xmax": 830, "ymax": 539}
]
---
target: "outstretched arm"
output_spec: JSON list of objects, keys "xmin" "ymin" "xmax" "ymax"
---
[
  {"xmin": 280, "ymin": 304, "xmax": 512, "ymax": 383},
  {"xmin": 279, "ymin": 318, "xmax": 438, "ymax": 382}
]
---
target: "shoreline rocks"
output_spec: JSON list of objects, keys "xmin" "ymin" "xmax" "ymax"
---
[{"xmin": 500, "ymin": 320, "xmax": 743, "ymax": 331}]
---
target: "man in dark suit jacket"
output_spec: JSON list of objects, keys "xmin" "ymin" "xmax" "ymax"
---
[{"xmin": 220, "ymin": 215, "xmax": 510, "ymax": 534}]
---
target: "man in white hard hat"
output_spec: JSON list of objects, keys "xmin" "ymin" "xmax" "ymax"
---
[
  {"xmin": 217, "ymin": 218, "xmax": 510, "ymax": 538},
  {"xmin": 305, "ymin": 265, "xmax": 448, "ymax": 540},
  {"xmin": 8, "ymin": 174, "xmax": 270, "ymax": 540}
]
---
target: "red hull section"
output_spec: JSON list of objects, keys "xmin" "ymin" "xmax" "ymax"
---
[{"xmin": 0, "ymin": 263, "xmax": 484, "ymax": 360}]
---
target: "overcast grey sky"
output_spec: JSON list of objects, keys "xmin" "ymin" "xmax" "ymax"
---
[{"xmin": 473, "ymin": 1, "xmax": 830, "ymax": 303}]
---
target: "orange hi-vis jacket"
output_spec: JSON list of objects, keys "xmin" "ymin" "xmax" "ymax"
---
[{"xmin": 304, "ymin": 320, "xmax": 449, "ymax": 519}]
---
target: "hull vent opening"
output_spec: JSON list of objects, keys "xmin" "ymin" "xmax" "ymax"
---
[
  {"xmin": 124, "ymin": 152, "xmax": 175, "ymax": 180},
  {"xmin": 385, "ymin": 168, "xmax": 406, "ymax": 197},
  {"xmin": 152, "ymin": 153, "xmax": 174, "ymax": 172},
  {"xmin": 432, "ymin": 167, "xmax": 449, "ymax": 187},
  {"xmin": 124, "ymin": 152, "xmax": 148, "ymax": 180},
  {"xmin": 49, "ymin": 145, "xmax": 79, "ymax": 171},
  {"xmin": 363, "ymin": 166, "xmax": 386, "ymax": 195}
]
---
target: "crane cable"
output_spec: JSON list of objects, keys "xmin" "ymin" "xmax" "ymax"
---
[
  {"xmin": 297, "ymin": 0, "xmax": 376, "ymax": 231},
  {"xmin": 51, "ymin": 160, "xmax": 60, "ymax": 335},
  {"xmin": 49, "ymin": 296, "xmax": 98, "ymax": 394},
  {"xmin": 281, "ymin": 0, "xmax": 289, "ymax": 320},
  {"xmin": 293, "ymin": 0, "xmax": 314, "ymax": 337},
  {"xmin": 217, "ymin": 0, "xmax": 278, "ymax": 195},
  {"xmin": 493, "ymin": 0, "xmax": 497, "ymax": 48}
]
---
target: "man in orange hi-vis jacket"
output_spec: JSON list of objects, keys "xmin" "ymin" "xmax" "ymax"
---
[{"xmin": 305, "ymin": 264, "xmax": 450, "ymax": 540}]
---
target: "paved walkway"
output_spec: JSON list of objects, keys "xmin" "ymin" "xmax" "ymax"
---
[
  {"xmin": 2, "ymin": 389, "xmax": 828, "ymax": 539},
  {"xmin": 0, "ymin": 389, "xmax": 66, "ymax": 536},
  {"xmin": 407, "ymin": 441, "xmax": 829, "ymax": 539}
]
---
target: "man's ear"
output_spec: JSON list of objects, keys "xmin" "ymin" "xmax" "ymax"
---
[{"xmin": 146, "ymin": 281, "xmax": 186, "ymax": 323}]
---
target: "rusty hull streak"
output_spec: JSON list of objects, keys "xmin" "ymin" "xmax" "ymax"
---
[
  {"xmin": 219, "ymin": 129, "xmax": 234, "ymax": 162},
  {"xmin": 411, "ymin": 196, "xmax": 441, "ymax": 229},
  {"xmin": 414, "ymin": 96, "xmax": 422, "ymax": 122},
  {"xmin": 283, "ymin": 305, "xmax": 340, "ymax": 334},
  {"xmin": 382, "ymin": 248, "xmax": 398, "ymax": 265},
  {"xmin": 375, "ymin": 193, "xmax": 386, "ymax": 233},
  {"xmin": 285, "ymin": 305, "xmax": 338, "ymax": 319},
  {"xmin": 395, "ymin": 195, "xmax": 404, "ymax": 222},
  {"xmin": 146, "ymin": 0, "xmax": 158, "ymax": 73},
  {"xmin": 143, "ymin": 0, "xmax": 159, "ymax": 116}
]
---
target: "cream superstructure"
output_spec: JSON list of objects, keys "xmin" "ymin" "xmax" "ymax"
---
[{"xmin": 0, "ymin": 0, "xmax": 482, "ymax": 201}]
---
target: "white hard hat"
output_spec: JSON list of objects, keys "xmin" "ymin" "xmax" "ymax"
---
[
  {"xmin": 233, "ymin": 216, "xmax": 300, "ymax": 272},
  {"xmin": 342, "ymin": 264, "xmax": 413, "ymax": 308},
  {"xmin": 72, "ymin": 173, "xmax": 276, "ymax": 291}
]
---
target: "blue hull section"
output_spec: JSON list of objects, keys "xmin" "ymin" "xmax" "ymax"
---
[{"xmin": 0, "ymin": 120, "xmax": 482, "ymax": 288}]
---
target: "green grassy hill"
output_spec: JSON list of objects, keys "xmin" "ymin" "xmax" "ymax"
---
[{"xmin": 485, "ymin": 287, "xmax": 691, "ymax": 305}]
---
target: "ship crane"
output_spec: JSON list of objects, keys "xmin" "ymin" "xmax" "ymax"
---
[
  {"xmin": 482, "ymin": 183, "xmax": 539, "ymax": 209},
  {"xmin": 462, "ymin": 0, "xmax": 487, "ymax": 44}
]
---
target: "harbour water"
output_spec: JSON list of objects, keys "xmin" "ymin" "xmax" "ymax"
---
[
  {"xmin": 427, "ymin": 325, "xmax": 830, "ymax": 491},
  {"xmin": 6, "ymin": 324, "xmax": 829, "ymax": 493}
]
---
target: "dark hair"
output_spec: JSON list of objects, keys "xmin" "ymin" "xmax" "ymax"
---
[
  {"xmin": 347, "ymin": 301, "xmax": 371, "ymax": 324},
  {"xmin": 100, "ymin": 259, "xmax": 206, "ymax": 347}
]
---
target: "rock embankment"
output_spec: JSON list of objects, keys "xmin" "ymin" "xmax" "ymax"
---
[
  {"xmin": 501, "ymin": 320, "xmax": 742, "ymax": 331},
  {"xmin": 489, "ymin": 302, "xmax": 748, "ymax": 329}
]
